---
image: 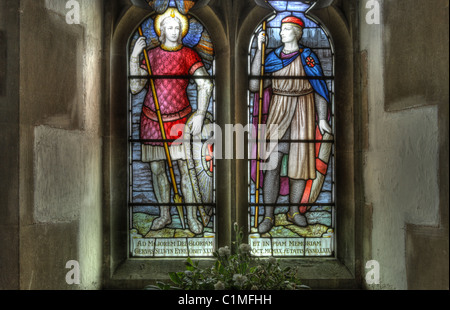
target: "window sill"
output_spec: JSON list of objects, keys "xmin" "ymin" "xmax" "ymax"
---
[{"xmin": 108, "ymin": 257, "xmax": 356, "ymax": 289}]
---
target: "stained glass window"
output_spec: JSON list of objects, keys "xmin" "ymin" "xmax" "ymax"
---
[
  {"xmin": 128, "ymin": 0, "xmax": 216, "ymax": 258},
  {"xmin": 248, "ymin": 0, "xmax": 335, "ymax": 257}
]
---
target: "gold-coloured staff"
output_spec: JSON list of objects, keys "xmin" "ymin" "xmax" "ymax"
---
[
  {"xmin": 254, "ymin": 21, "xmax": 267, "ymax": 228},
  {"xmin": 138, "ymin": 26, "xmax": 185, "ymax": 229}
]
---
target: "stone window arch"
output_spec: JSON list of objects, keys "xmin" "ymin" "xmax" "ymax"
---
[
  {"xmin": 247, "ymin": 1, "xmax": 336, "ymax": 258},
  {"xmin": 104, "ymin": 0, "xmax": 230, "ymax": 287},
  {"xmin": 104, "ymin": 0, "xmax": 360, "ymax": 289},
  {"xmin": 234, "ymin": 0, "xmax": 359, "ymax": 288}
]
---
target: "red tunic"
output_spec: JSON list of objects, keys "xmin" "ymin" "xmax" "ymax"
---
[{"xmin": 140, "ymin": 46, "xmax": 204, "ymax": 146}]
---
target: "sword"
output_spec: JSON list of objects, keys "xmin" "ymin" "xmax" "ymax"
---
[{"xmin": 138, "ymin": 26, "xmax": 185, "ymax": 229}]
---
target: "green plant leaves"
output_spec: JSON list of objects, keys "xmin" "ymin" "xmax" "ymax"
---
[
  {"xmin": 148, "ymin": 224, "xmax": 307, "ymax": 290},
  {"xmin": 169, "ymin": 272, "xmax": 182, "ymax": 285}
]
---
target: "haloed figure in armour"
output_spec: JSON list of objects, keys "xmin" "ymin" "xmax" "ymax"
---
[
  {"xmin": 130, "ymin": 10, "xmax": 213, "ymax": 234},
  {"xmin": 250, "ymin": 16, "xmax": 332, "ymax": 234}
]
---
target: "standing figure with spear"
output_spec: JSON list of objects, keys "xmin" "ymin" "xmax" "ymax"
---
[
  {"xmin": 130, "ymin": 8, "xmax": 213, "ymax": 235},
  {"xmin": 250, "ymin": 16, "xmax": 332, "ymax": 234}
]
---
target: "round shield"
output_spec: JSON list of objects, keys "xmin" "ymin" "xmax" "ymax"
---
[
  {"xmin": 299, "ymin": 126, "xmax": 334, "ymax": 214},
  {"xmin": 184, "ymin": 112, "xmax": 215, "ymax": 225}
]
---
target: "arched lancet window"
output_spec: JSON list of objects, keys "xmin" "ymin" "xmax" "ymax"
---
[
  {"xmin": 127, "ymin": 0, "xmax": 216, "ymax": 258},
  {"xmin": 248, "ymin": 0, "xmax": 335, "ymax": 257}
]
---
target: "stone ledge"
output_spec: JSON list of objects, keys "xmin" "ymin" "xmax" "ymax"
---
[{"xmin": 108, "ymin": 257, "xmax": 356, "ymax": 289}]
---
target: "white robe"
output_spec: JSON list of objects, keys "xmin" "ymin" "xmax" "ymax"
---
[{"xmin": 264, "ymin": 55, "xmax": 316, "ymax": 180}]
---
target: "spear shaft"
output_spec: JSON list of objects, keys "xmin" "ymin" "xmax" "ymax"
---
[
  {"xmin": 138, "ymin": 27, "xmax": 185, "ymax": 228},
  {"xmin": 254, "ymin": 21, "xmax": 267, "ymax": 228}
]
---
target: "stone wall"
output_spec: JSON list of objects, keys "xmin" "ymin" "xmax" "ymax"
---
[
  {"xmin": 360, "ymin": 0, "xmax": 448, "ymax": 289},
  {"xmin": 17, "ymin": 0, "xmax": 103, "ymax": 289},
  {"xmin": 0, "ymin": 0, "xmax": 20, "ymax": 290}
]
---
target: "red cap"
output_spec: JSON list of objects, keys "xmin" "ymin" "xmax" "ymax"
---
[{"xmin": 281, "ymin": 16, "xmax": 305, "ymax": 28}]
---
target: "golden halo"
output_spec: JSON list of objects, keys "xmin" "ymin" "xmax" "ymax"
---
[{"xmin": 154, "ymin": 8, "xmax": 189, "ymax": 38}]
